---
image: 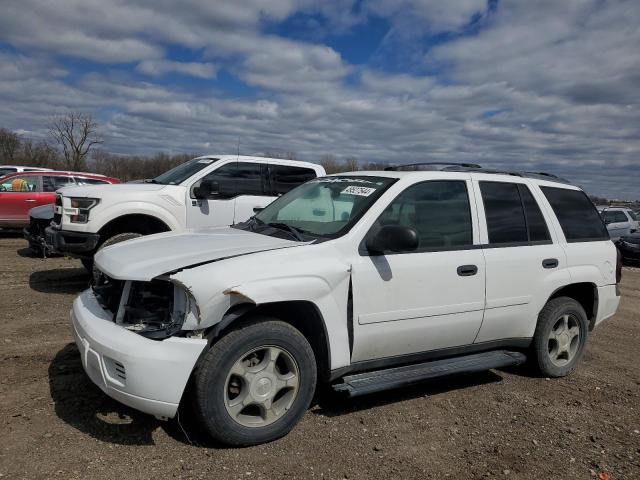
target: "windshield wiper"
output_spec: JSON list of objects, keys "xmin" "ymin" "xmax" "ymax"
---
[
  {"xmin": 266, "ymin": 222, "xmax": 306, "ymax": 242},
  {"xmin": 144, "ymin": 178, "xmax": 160, "ymax": 184}
]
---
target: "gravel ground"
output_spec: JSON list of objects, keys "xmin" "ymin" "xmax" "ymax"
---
[{"xmin": 1, "ymin": 234, "xmax": 639, "ymax": 480}]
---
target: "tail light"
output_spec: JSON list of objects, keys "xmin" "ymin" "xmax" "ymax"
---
[{"xmin": 616, "ymin": 246, "xmax": 622, "ymax": 284}]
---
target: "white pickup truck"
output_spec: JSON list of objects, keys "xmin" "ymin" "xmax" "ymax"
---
[
  {"xmin": 71, "ymin": 163, "xmax": 621, "ymax": 446},
  {"xmin": 46, "ymin": 155, "xmax": 325, "ymax": 269}
]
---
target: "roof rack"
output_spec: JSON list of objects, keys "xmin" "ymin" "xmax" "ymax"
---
[
  {"xmin": 381, "ymin": 163, "xmax": 572, "ymax": 184},
  {"xmin": 384, "ymin": 162, "xmax": 481, "ymax": 171}
]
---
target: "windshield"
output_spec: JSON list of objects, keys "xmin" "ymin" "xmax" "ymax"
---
[
  {"xmin": 152, "ymin": 157, "xmax": 219, "ymax": 185},
  {"xmin": 239, "ymin": 176, "xmax": 396, "ymax": 240}
]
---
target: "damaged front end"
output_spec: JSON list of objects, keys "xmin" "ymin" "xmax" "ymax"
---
[{"xmin": 92, "ymin": 272, "xmax": 199, "ymax": 340}]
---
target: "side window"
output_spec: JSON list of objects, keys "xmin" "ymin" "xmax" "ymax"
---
[
  {"xmin": 375, "ymin": 180, "xmax": 473, "ymax": 251},
  {"xmin": 541, "ymin": 187, "xmax": 609, "ymax": 242},
  {"xmin": 269, "ymin": 165, "xmax": 317, "ymax": 195},
  {"xmin": 197, "ymin": 162, "xmax": 264, "ymax": 198},
  {"xmin": 1, "ymin": 175, "xmax": 39, "ymax": 192},
  {"xmin": 615, "ymin": 211, "xmax": 629, "ymax": 222},
  {"xmin": 628, "ymin": 210, "xmax": 638, "ymax": 221},
  {"xmin": 518, "ymin": 185, "xmax": 551, "ymax": 242},
  {"xmin": 603, "ymin": 211, "xmax": 627, "ymax": 223},
  {"xmin": 43, "ymin": 176, "xmax": 75, "ymax": 192},
  {"xmin": 480, "ymin": 182, "xmax": 528, "ymax": 244}
]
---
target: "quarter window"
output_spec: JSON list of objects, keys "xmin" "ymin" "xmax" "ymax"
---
[
  {"xmin": 541, "ymin": 187, "xmax": 609, "ymax": 242},
  {"xmin": 375, "ymin": 180, "xmax": 473, "ymax": 251}
]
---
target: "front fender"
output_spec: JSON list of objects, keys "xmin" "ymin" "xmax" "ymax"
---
[{"xmin": 202, "ymin": 273, "xmax": 352, "ymax": 371}]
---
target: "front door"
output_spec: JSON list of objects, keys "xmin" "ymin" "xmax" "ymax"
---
[
  {"xmin": 350, "ymin": 179, "xmax": 486, "ymax": 362},
  {"xmin": 186, "ymin": 161, "xmax": 269, "ymax": 229},
  {"xmin": 0, "ymin": 174, "xmax": 43, "ymax": 226}
]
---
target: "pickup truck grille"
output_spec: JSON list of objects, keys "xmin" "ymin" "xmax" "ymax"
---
[{"xmin": 53, "ymin": 195, "xmax": 62, "ymax": 225}]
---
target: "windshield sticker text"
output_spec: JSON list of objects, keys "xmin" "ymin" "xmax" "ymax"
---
[{"xmin": 341, "ymin": 186, "xmax": 376, "ymax": 197}]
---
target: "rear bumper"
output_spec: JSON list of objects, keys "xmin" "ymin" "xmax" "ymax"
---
[
  {"xmin": 71, "ymin": 290, "xmax": 207, "ymax": 419},
  {"xmin": 46, "ymin": 226, "xmax": 100, "ymax": 256},
  {"xmin": 594, "ymin": 284, "xmax": 621, "ymax": 327}
]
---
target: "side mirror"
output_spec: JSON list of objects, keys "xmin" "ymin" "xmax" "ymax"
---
[
  {"xmin": 194, "ymin": 180, "xmax": 219, "ymax": 199},
  {"xmin": 366, "ymin": 225, "xmax": 419, "ymax": 254}
]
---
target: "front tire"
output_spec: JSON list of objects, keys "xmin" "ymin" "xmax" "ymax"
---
[
  {"xmin": 532, "ymin": 297, "xmax": 589, "ymax": 377},
  {"xmin": 193, "ymin": 319, "xmax": 317, "ymax": 446}
]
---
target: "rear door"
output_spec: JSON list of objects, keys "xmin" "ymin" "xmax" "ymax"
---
[
  {"xmin": 472, "ymin": 178, "xmax": 569, "ymax": 343},
  {"xmin": 0, "ymin": 174, "xmax": 44, "ymax": 226}
]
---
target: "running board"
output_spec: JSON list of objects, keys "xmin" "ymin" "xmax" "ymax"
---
[{"xmin": 333, "ymin": 350, "xmax": 526, "ymax": 397}]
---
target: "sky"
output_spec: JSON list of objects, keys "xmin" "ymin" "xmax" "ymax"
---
[{"xmin": 0, "ymin": 0, "xmax": 638, "ymax": 199}]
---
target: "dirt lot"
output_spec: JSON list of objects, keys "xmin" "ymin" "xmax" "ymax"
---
[{"xmin": 1, "ymin": 234, "xmax": 639, "ymax": 480}]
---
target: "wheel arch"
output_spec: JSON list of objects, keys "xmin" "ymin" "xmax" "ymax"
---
[
  {"xmin": 547, "ymin": 282, "xmax": 598, "ymax": 330},
  {"xmin": 208, "ymin": 301, "xmax": 332, "ymax": 382},
  {"xmin": 98, "ymin": 213, "xmax": 171, "ymax": 243}
]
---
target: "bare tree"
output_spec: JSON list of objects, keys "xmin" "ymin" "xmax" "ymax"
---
[
  {"xmin": 0, "ymin": 128, "xmax": 20, "ymax": 163},
  {"xmin": 49, "ymin": 112, "xmax": 103, "ymax": 171},
  {"xmin": 344, "ymin": 156, "xmax": 359, "ymax": 172},
  {"xmin": 319, "ymin": 154, "xmax": 341, "ymax": 174}
]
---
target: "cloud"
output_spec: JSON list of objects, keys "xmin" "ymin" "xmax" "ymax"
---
[
  {"xmin": 136, "ymin": 60, "xmax": 217, "ymax": 79},
  {"xmin": 0, "ymin": 1, "xmax": 638, "ymax": 199}
]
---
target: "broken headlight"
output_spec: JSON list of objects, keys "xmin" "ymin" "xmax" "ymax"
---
[{"xmin": 116, "ymin": 279, "xmax": 198, "ymax": 340}]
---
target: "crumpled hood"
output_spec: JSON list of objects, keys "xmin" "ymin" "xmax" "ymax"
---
[{"xmin": 94, "ymin": 227, "xmax": 301, "ymax": 281}]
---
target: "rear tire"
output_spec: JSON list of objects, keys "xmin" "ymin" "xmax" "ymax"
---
[
  {"xmin": 532, "ymin": 297, "xmax": 589, "ymax": 377},
  {"xmin": 193, "ymin": 318, "xmax": 317, "ymax": 446},
  {"xmin": 92, "ymin": 232, "xmax": 142, "ymax": 280}
]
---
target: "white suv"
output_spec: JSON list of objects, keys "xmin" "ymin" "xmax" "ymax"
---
[
  {"xmin": 71, "ymin": 164, "xmax": 621, "ymax": 446},
  {"xmin": 46, "ymin": 155, "xmax": 324, "ymax": 269},
  {"xmin": 598, "ymin": 206, "xmax": 639, "ymax": 240}
]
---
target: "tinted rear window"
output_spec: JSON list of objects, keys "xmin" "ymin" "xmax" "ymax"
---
[
  {"xmin": 541, "ymin": 187, "xmax": 609, "ymax": 242},
  {"xmin": 519, "ymin": 185, "xmax": 551, "ymax": 242},
  {"xmin": 480, "ymin": 182, "xmax": 528, "ymax": 244},
  {"xmin": 269, "ymin": 165, "xmax": 317, "ymax": 195}
]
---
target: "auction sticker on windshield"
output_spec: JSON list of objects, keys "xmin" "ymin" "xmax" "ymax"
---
[{"xmin": 341, "ymin": 186, "xmax": 376, "ymax": 196}]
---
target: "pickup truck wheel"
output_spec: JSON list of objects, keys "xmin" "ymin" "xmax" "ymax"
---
[
  {"xmin": 193, "ymin": 319, "xmax": 317, "ymax": 446},
  {"xmin": 532, "ymin": 297, "xmax": 589, "ymax": 378},
  {"xmin": 92, "ymin": 232, "xmax": 142, "ymax": 280}
]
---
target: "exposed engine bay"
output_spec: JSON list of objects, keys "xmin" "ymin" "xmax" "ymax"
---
[{"xmin": 93, "ymin": 273, "xmax": 197, "ymax": 339}]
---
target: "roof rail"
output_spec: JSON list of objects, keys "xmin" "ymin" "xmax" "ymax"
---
[
  {"xmin": 380, "ymin": 163, "xmax": 573, "ymax": 184},
  {"xmin": 384, "ymin": 162, "xmax": 481, "ymax": 171},
  {"xmin": 521, "ymin": 171, "xmax": 571, "ymax": 184}
]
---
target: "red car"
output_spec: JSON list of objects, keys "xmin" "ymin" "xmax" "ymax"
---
[{"xmin": 0, "ymin": 170, "xmax": 120, "ymax": 228}]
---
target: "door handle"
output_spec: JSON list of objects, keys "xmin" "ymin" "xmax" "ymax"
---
[
  {"xmin": 542, "ymin": 258, "xmax": 559, "ymax": 269},
  {"xmin": 25, "ymin": 199, "xmax": 37, "ymax": 202},
  {"xmin": 457, "ymin": 265, "xmax": 478, "ymax": 276}
]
